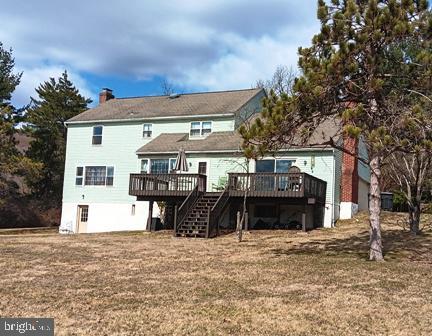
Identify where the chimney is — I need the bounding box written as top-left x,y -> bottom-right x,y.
99,88 -> 114,104
340,136 -> 359,219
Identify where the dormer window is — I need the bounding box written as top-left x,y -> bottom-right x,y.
92,126 -> 103,145
143,124 -> 152,138
190,121 -> 212,137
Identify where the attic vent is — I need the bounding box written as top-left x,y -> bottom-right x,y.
169,93 -> 181,99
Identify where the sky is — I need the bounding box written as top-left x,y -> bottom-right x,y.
0,1 -> 319,107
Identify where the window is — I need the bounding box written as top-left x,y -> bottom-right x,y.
92,126 -> 103,145
80,206 -> 89,222
256,160 -> 275,173
143,124 -> 152,138
190,121 -> 212,137
256,159 -> 294,173
75,167 -> 84,185
169,158 -> 177,172
142,158 -> 177,173
141,159 -> 149,173
106,166 -> 114,186
202,121 -> 212,136
83,166 -> 114,186
190,122 -> 201,137
255,159 -> 295,191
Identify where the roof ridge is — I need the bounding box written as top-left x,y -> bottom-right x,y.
115,88 -> 262,100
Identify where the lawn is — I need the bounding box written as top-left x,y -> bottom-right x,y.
1,212 -> 432,335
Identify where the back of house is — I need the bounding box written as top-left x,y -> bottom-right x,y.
60,88 -> 369,236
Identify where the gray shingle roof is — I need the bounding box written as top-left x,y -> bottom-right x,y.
136,119 -> 342,155
136,132 -> 242,154
67,88 -> 264,122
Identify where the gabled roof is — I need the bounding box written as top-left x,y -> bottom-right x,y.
136,132 -> 242,154
136,118 -> 342,155
67,88 -> 264,123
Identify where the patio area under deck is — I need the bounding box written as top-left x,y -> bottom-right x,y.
129,172 -> 327,235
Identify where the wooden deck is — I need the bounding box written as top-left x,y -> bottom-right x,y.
129,173 -> 207,197
129,172 -> 326,203
227,172 -> 327,203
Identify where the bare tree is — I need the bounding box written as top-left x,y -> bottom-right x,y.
254,65 -> 296,96
160,78 -> 175,96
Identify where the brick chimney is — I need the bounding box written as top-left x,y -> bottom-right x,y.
340,136 -> 359,219
99,88 -> 114,104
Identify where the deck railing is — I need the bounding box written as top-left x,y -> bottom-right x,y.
174,183 -> 203,235
129,173 -> 206,197
227,172 -> 326,203
206,184 -> 230,238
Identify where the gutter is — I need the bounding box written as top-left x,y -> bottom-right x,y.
64,113 -> 235,126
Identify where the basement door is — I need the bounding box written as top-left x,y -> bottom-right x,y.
77,205 -> 89,233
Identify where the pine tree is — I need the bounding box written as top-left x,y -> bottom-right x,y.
0,42 -> 22,201
26,71 -> 91,204
241,1 -> 431,260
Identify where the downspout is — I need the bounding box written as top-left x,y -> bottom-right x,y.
332,148 -> 336,227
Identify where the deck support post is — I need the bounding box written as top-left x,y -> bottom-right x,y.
301,212 -> 306,232
244,211 -> 249,231
236,211 -> 242,242
173,205 -> 178,236
147,200 -> 154,231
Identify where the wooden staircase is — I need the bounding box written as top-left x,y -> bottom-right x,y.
176,193 -> 220,238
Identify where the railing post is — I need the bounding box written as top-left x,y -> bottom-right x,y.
173,205 -> 178,236
206,206 -> 211,238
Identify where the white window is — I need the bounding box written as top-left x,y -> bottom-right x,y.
106,166 -> 114,186
82,166 -> 114,186
75,167 -> 84,186
141,159 -> 149,173
190,121 -> 212,137
143,124 -> 152,138
92,126 -> 103,145
141,158 -> 177,173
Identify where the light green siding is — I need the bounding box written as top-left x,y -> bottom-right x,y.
63,116 -> 236,204
333,148 -> 342,220
358,137 -> 370,182
268,150 -> 335,206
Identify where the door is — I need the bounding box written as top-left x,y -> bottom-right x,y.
198,162 -> 207,175
77,205 -> 89,233
198,161 -> 209,190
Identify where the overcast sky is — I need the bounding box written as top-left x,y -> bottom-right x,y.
1,1 -> 319,106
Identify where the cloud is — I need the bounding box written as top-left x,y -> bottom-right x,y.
12,66 -> 96,107
0,0 -> 319,103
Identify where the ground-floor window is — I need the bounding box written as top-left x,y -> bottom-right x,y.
256,159 -> 295,173
141,158 -> 177,174
75,166 -> 115,186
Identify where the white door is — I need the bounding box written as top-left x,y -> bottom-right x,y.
76,205 -> 89,233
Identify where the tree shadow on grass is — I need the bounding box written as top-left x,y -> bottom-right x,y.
270,229 -> 432,262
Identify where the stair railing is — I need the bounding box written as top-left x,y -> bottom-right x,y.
173,176 -> 205,235
206,185 -> 230,238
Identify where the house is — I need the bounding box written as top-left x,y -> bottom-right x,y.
60,88 -> 369,236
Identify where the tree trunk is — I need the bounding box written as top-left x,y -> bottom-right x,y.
408,201 -> 421,235
369,156 -> 384,261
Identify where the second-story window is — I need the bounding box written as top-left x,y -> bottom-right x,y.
190,121 -> 212,137
143,124 -> 152,138
92,126 -> 103,145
